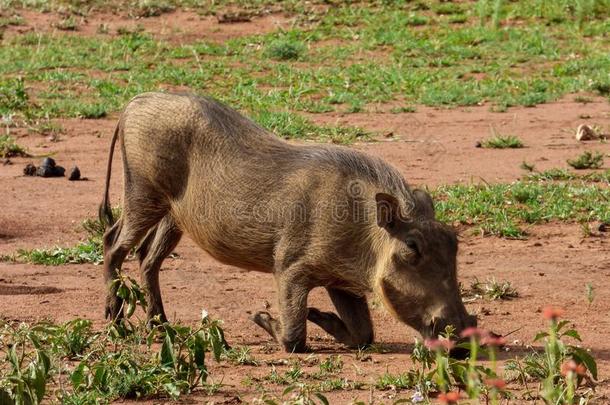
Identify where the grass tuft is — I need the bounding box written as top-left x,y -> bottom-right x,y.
17,239 -> 103,265
567,151 -> 604,170
0,77 -> 29,114
482,135 -> 524,149
467,277 -> 519,301
265,39 -> 306,61
0,134 -> 28,158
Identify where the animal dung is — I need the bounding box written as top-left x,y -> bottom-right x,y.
23,163 -> 37,176
68,166 -> 81,181
23,157 -> 66,178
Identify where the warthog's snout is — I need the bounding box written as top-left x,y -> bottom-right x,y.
424,313 -> 477,359
427,313 -> 478,339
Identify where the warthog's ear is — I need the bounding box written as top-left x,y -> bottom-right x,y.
413,189 -> 435,219
375,193 -> 401,230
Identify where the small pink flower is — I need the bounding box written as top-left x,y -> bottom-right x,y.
460,327 -> 489,339
438,391 -> 461,404
542,306 -> 565,321
424,338 -> 455,351
561,360 -> 587,377
484,378 -> 506,390
481,334 -> 506,347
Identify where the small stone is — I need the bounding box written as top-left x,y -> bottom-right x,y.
575,124 -> 598,141
41,157 -> 56,168
54,166 -> 65,176
68,166 -> 81,181
475,141 -> 482,148
36,165 -> 54,177
36,164 -> 65,177
23,163 -> 37,176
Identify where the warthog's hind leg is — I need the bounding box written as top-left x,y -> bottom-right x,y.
136,215 -> 183,327
307,288 -> 374,349
103,184 -> 169,323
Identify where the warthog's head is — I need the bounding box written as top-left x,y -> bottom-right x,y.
372,189 -> 476,342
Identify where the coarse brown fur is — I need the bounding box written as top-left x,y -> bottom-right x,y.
100,92 -> 475,352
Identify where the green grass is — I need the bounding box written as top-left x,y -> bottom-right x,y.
434,180 -> 610,238
0,301 -> 228,403
9,209 -> 124,265
223,346 -> 259,366
254,110 -> 369,143
0,77 -> 29,114
17,239 -> 103,265
526,168 -> 610,182
265,39 -> 306,61
482,135 -> 524,149
466,277 -> 519,301
567,151 -> 605,170
0,134 -> 28,158
55,16 -> 78,31
375,372 -> 416,390
0,0 -> 609,132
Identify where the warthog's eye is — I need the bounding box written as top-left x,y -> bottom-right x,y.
405,238 -> 421,259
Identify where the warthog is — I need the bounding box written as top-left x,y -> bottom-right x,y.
100,92 -> 476,352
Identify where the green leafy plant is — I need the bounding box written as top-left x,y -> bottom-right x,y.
81,206 -> 122,240
0,134 -> 28,158
265,39 -> 306,61
16,209 -> 123,266
318,355 -> 343,375
0,77 -> 28,114
521,161 -> 536,172
55,16 -> 78,31
0,322 -> 52,405
567,151 -> 604,170
466,277 -> 519,301
506,308 -> 596,404
223,345 -> 258,366
482,135 -> 524,149
46,319 -> 98,359
17,239 -> 103,265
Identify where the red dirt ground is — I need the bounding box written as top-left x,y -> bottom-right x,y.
1,8 -> 610,405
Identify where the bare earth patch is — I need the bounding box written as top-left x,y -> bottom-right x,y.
3,9 -> 293,44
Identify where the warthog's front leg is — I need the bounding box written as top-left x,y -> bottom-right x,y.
253,268 -> 312,353
308,288 -> 374,348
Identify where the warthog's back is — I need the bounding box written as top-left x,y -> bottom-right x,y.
118,92 -> 413,273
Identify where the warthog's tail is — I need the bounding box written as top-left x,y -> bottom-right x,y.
99,121 -> 121,228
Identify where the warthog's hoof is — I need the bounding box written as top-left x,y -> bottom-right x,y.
281,339 -> 309,354
104,296 -> 124,323
146,314 -> 168,330
448,345 -> 470,360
